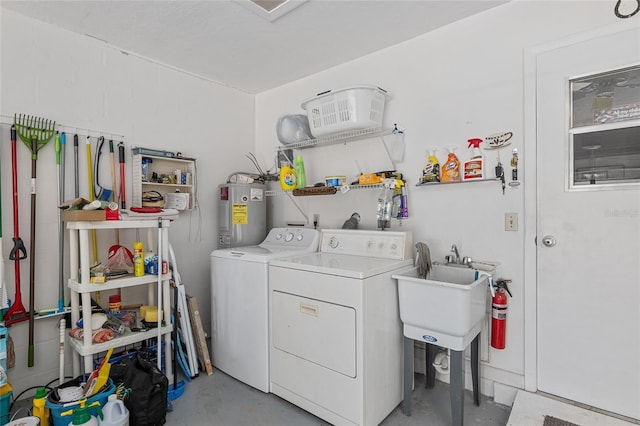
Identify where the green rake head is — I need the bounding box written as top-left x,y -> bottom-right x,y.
13,113 -> 56,157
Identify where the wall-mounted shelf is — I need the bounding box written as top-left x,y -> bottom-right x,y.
132,150 -> 196,210
271,126 -> 405,221
276,127 -> 394,151
416,178 -> 501,187
266,183 -> 387,197
276,127 -> 402,171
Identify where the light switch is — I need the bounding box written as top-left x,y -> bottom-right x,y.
505,212 -> 518,231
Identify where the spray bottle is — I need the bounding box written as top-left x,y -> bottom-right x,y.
420,148 -> 440,184
376,179 -> 395,230
61,399 -> 102,426
463,138 -> 484,180
441,147 -> 461,183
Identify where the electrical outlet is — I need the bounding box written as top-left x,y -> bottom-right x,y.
505,212 -> 518,231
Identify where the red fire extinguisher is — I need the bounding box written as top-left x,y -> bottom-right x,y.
491,279 -> 512,350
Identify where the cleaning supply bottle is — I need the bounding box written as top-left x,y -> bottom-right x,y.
376,180 -> 394,230
33,386 -> 50,426
279,160 -> 296,191
133,241 -> 144,277
421,148 -> 440,184
99,394 -> 129,426
62,399 -> 102,426
441,147 -> 461,182
463,138 -> 484,180
294,155 -> 306,188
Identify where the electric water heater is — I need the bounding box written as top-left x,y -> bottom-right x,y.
217,183 -> 267,248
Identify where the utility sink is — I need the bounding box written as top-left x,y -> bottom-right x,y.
392,265 -> 489,344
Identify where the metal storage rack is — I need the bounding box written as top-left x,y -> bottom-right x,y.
275,127 -> 399,169
67,219 -> 172,378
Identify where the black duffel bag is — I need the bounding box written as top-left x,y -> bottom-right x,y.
110,350 -> 168,426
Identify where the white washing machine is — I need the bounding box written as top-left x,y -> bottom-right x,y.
268,229 -> 413,426
210,227 -> 320,392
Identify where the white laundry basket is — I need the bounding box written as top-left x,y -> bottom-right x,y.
301,85 -> 390,137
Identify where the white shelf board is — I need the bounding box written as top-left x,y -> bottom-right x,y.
68,325 -> 173,357
66,219 -> 172,230
68,273 -> 171,293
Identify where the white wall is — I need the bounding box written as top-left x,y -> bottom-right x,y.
0,9 -> 254,394
255,0 -> 622,397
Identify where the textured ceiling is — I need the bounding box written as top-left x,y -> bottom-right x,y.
2,0 -> 509,94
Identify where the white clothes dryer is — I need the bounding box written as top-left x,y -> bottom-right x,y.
210,227 -> 320,392
268,229 -> 413,426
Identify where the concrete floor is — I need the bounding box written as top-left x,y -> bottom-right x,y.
166,369 -> 511,426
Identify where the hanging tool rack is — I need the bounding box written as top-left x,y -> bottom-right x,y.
0,114 -> 127,324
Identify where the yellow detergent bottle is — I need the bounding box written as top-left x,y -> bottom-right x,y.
279,161 -> 297,190
441,147 -> 461,182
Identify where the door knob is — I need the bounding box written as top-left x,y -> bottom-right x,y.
542,235 -> 557,247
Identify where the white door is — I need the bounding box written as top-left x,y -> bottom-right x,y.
537,27 -> 640,420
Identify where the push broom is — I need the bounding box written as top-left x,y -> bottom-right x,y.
13,114 -> 56,367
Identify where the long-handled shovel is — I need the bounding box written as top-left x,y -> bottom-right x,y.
14,114 -> 56,367
4,125 -> 29,326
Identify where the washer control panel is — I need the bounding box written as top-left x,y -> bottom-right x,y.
319,229 -> 412,260
260,227 -> 320,250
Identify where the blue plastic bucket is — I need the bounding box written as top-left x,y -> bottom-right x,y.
46,376 -> 115,426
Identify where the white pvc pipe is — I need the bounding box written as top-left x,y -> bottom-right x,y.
59,318 -> 66,384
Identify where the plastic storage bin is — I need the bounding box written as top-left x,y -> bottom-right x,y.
0,389 -> 11,425
301,85 -> 390,137
46,376 -> 115,426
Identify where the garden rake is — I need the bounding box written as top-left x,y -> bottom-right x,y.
13,113 -> 56,367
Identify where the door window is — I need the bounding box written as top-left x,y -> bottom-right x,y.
570,65 -> 640,188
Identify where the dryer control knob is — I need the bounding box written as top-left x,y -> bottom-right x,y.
275,233 -> 283,240
328,237 -> 339,248
285,233 -> 294,242
296,234 -> 304,241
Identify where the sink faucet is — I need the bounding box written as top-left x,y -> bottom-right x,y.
451,244 -> 461,264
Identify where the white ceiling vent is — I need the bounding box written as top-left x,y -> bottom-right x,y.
236,0 -> 309,22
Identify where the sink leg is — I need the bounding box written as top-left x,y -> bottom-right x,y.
450,349 -> 464,426
425,343 -> 437,388
471,332 -> 480,406
403,336 -> 414,416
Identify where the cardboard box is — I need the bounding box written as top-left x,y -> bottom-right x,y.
62,209 -> 106,222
